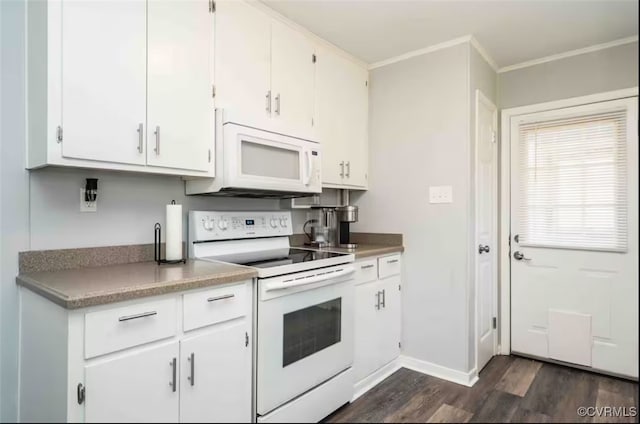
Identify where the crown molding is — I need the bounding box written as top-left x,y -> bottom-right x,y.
498,35 -> 639,74
469,36 -> 498,71
368,35 -> 473,70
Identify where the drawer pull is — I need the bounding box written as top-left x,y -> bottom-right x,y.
207,294 -> 235,303
170,357 -> 177,392
118,311 -> 157,322
361,264 -> 375,270
387,259 -> 399,264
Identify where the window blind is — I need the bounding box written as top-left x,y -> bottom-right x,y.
518,109 -> 628,252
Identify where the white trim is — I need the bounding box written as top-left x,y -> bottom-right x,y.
352,360 -> 402,402
253,0 -> 368,70
368,35 -> 472,70
474,90 -> 499,373
399,356 -> 479,387
498,35 -> 639,74
498,87 -> 639,356
470,36 -> 498,71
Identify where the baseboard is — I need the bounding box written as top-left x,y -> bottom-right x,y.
352,359 -> 402,401
399,355 -> 479,387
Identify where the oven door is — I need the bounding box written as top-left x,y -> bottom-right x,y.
257,265 -> 355,415
223,122 -> 321,194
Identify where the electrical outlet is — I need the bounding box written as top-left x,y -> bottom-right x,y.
429,185 -> 453,204
80,188 -> 97,212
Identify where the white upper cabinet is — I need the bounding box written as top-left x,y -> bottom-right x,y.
315,45 -> 369,189
270,20 -> 317,141
61,0 -> 147,166
147,0 -> 214,172
27,0 -> 214,177
215,0 -> 272,130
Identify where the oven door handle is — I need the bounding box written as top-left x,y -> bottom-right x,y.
264,265 -> 355,292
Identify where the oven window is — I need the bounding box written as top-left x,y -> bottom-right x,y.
241,140 -> 300,180
282,298 -> 341,367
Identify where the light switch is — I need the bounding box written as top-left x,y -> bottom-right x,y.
429,186 -> 453,204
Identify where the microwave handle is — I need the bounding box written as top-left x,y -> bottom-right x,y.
264,266 -> 355,292
303,150 -> 312,185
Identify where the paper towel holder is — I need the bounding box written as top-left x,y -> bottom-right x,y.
154,222 -> 186,265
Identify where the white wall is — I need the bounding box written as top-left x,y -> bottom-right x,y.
498,41 -> 639,109
352,43 -> 473,372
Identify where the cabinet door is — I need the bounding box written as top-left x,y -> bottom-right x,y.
215,0 -> 272,129
180,321 -> 251,423
315,46 -> 368,187
84,342 -> 179,423
353,281 -> 383,382
271,20 -> 316,141
377,276 -> 401,366
146,0 -> 214,172
61,0 -> 146,165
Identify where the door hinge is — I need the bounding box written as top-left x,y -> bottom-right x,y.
56,125 -> 63,143
398,284 -> 401,291
492,317 -> 497,329
311,117 -> 314,126
208,149 -> 211,163
212,85 -> 216,98
398,342 -> 402,349
365,80 -> 368,87
77,383 -> 85,405
245,332 -> 249,347
208,0 -> 216,13
312,53 -> 316,63
491,130 -> 496,144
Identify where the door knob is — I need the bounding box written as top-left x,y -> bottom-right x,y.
478,244 -> 490,254
513,251 -> 531,261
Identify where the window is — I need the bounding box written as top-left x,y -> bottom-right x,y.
518,109 -> 627,252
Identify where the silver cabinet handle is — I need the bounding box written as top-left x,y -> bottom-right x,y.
381,289 -> 386,308
478,244 -> 490,254
345,161 -> 351,178
207,294 -> 234,302
340,161 -> 345,178
169,357 -> 176,392
513,251 -> 531,261
118,311 -> 157,322
187,353 -> 195,386
275,93 -> 281,115
361,264 -> 375,270
137,123 -> 143,153
387,259 -> 399,264
266,90 -> 271,114
375,291 -> 381,310
154,126 -> 160,155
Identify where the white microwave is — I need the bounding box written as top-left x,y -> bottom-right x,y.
186,110 -> 322,197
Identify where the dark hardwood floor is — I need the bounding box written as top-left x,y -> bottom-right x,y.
325,356 -> 639,423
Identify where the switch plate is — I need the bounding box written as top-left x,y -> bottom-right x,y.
80,188 -> 97,212
429,185 -> 453,204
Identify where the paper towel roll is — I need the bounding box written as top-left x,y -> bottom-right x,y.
165,201 -> 183,261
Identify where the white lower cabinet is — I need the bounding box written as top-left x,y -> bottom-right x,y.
18,280 -> 252,423
353,255 -> 402,387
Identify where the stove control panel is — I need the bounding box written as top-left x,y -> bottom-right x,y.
189,210 -> 293,242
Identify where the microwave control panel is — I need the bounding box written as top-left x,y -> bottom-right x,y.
189,210 -> 292,241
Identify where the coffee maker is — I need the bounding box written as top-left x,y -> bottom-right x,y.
336,205 -> 358,249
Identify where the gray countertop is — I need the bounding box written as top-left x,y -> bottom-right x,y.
17,260 -> 258,310
292,243 -> 404,259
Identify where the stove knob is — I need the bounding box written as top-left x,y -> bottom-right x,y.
203,219 -> 213,231
218,219 -> 228,231
280,217 -> 287,227
270,218 -> 278,228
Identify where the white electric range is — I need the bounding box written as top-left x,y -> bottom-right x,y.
189,210 -> 356,423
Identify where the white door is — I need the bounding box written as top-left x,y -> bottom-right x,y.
475,91 -> 498,372
353,280 -> 381,381
270,20 -> 316,141
84,342 -> 179,423
215,0 -> 272,129
146,0 -> 213,172
315,46 -> 368,187
377,277 -> 401,367
510,97 -> 638,378
180,321 -> 251,423
61,0 -> 146,165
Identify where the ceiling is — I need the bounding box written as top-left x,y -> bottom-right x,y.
262,0 -> 639,68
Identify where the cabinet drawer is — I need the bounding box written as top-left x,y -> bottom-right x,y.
378,254 -> 402,279
355,259 -> 378,285
183,282 -> 248,332
84,298 -> 177,359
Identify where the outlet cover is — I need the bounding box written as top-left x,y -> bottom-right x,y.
429,185 -> 453,204
80,188 -> 97,212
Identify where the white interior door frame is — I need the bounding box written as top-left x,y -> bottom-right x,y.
474,89 -> 498,373
498,87 -> 639,354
